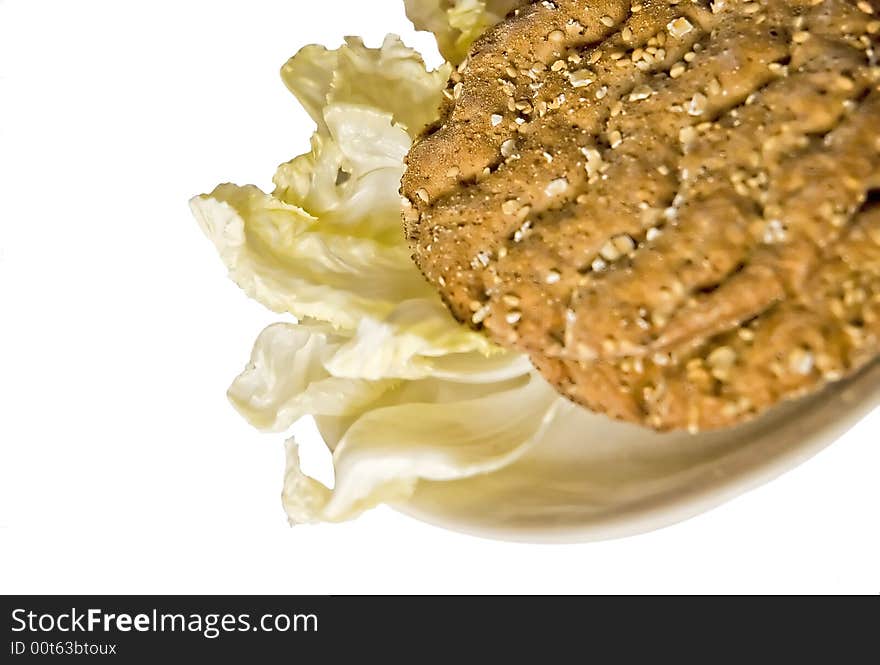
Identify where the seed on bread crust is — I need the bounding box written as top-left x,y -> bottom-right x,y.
402,0 -> 880,431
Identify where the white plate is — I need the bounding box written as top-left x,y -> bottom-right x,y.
397,362 -> 880,543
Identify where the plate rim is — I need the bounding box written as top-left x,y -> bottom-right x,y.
394,365 -> 880,544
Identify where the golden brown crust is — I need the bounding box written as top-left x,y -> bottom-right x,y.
402,0 -> 880,430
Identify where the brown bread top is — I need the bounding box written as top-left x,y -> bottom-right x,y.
402,0 -> 880,430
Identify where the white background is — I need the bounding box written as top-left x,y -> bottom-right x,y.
1,0 -> 878,594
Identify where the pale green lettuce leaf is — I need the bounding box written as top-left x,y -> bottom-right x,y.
283,372 -> 562,524
228,303 -> 518,433
274,35 -> 449,240
404,0 -> 524,63
326,299 -> 521,382
272,104 -> 412,240
190,183 -> 430,329
280,35 -> 451,137
226,306 -> 510,434
227,322 -> 396,432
